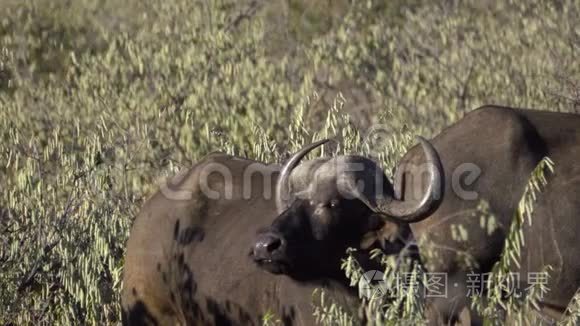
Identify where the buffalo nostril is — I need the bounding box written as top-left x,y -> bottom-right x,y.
253,232 -> 286,259
266,237 -> 282,253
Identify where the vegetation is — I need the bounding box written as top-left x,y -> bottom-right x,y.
321,157 -> 556,325
0,0 -> 578,324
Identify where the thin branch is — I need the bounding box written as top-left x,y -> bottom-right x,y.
224,1 -> 264,33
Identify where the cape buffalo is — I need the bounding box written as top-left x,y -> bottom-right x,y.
402,106 -> 580,324
122,105 -> 580,325
121,137 -> 440,325
253,106 -> 580,324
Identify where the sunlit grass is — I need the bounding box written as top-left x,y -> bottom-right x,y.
0,0 -> 578,324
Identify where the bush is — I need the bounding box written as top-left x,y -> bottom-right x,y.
0,0 -> 578,324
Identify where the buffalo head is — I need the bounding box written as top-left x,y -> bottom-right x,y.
251,138 -> 443,280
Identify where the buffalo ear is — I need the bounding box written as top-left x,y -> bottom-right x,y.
360,232 -> 378,250
360,219 -> 402,250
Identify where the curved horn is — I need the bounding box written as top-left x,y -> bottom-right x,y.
370,136 -> 443,223
275,139 -> 330,214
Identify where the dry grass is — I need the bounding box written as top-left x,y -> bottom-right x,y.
0,0 -> 578,324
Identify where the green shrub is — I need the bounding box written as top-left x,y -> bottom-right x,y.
0,0 -> 578,324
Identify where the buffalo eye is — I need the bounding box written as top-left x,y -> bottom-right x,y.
329,199 -> 340,209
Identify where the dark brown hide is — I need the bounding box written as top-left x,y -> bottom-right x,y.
121,155 -> 363,325
399,106 -> 580,323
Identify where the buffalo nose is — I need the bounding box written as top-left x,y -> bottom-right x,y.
265,237 -> 282,252
253,232 -> 286,259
